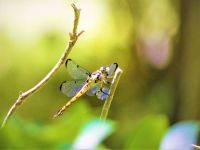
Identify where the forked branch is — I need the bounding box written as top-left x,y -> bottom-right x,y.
100,67 -> 123,120
1,4 -> 83,128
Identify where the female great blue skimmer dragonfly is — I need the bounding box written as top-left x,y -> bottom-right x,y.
53,59 -> 118,118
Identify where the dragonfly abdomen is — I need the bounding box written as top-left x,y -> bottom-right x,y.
53,83 -> 91,118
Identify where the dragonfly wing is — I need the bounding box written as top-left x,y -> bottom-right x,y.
60,80 -> 85,97
96,88 -> 109,100
86,83 -> 101,96
107,63 -> 118,78
65,59 -> 91,80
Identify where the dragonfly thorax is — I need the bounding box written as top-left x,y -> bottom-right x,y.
100,66 -> 108,72
89,69 -> 108,84
100,66 -> 110,76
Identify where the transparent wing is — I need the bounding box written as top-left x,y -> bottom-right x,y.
65,59 -> 91,80
96,88 -> 110,100
60,80 -> 85,97
86,83 -> 101,96
107,63 -> 118,78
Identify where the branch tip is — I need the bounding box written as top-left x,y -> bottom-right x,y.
77,30 -> 85,37
71,3 -> 80,13
71,3 -> 76,9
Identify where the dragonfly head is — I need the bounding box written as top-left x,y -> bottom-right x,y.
100,66 -> 109,76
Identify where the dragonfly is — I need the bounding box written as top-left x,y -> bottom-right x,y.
53,59 -> 118,118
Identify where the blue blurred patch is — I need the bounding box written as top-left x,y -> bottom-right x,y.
160,121 -> 199,150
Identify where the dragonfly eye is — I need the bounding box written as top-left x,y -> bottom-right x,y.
100,66 -> 106,72
106,67 -> 110,72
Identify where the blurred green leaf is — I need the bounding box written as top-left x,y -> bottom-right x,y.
0,101 -> 96,149
0,0 -> 199,148
125,115 -> 168,149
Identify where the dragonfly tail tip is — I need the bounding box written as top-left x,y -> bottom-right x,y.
53,114 -> 58,119
52,111 -> 60,119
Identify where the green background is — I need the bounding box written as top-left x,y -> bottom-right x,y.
0,0 -> 200,149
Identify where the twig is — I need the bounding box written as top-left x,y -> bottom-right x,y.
192,144 -> 200,150
100,67 -> 123,120
1,3 -> 83,128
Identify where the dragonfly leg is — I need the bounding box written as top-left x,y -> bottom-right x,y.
104,81 -> 111,85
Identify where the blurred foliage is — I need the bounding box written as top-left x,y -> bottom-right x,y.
125,115 -> 168,149
0,0 -> 200,149
0,101 -> 94,149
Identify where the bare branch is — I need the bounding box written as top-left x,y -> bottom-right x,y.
71,3 -> 81,36
1,3 -> 83,128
